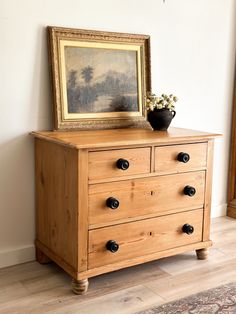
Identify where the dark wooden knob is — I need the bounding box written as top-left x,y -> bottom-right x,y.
106,197 -> 119,209
116,158 -> 129,170
178,152 -> 190,163
106,240 -> 119,253
182,224 -> 194,235
184,185 -> 196,197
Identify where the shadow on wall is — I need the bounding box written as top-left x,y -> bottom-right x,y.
0,135 -> 35,250
28,25 -> 53,130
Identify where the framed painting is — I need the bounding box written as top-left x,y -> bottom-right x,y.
48,26 -> 151,130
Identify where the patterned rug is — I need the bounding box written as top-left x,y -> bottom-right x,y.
136,282 -> 236,314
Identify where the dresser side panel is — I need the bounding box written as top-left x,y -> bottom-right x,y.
203,140 -> 214,241
35,139 -> 78,270
78,149 -> 89,272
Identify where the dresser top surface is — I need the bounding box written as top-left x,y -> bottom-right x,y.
31,127 -> 220,149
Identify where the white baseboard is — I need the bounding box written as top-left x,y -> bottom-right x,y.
0,245 -> 35,269
211,203 -> 227,218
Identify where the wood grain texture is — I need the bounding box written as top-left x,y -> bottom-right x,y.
88,209 -> 203,269
196,248 -> 209,260
71,278 -> 89,295
88,168 -> 206,185
0,216 -> 234,314
150,145 -> 155,172
155,142 -> 207,174
202,140 -> 214,241
35,247 -> 51,264
88,147 -> 150,180
227,205 -> 236,218
31,127 -> 220,149
227,74 -> 236,217
32,128 -> 217,292
77,149 -> 89,271
78,240 -> 212,280
89,171 -> 205,226
145,221 -> 236,302
35,239 -> 78,279
35,139 -> 78,272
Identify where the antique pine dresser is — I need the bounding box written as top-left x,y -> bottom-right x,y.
32,127 -> 218,294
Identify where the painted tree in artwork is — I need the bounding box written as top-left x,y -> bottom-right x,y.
81,66 -> 94,84
79,66 -> 97,110
67,69 -> 80,113
67,69 -> 77,89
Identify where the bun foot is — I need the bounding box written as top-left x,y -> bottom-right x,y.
72,278 -> 89,295
196,248 -> 209,260
36,247 -> 51,264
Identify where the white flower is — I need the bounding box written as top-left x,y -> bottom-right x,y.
145,92 -> 178,111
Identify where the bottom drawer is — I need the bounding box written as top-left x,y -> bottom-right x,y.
88,209 -> 203,269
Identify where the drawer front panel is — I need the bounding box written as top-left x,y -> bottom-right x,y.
89,171 -> 205,225
155,143 -> 207,174
88,148 -> 151,181
88,209 -> 203,269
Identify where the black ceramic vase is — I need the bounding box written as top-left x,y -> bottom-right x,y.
147,108 -> 176,131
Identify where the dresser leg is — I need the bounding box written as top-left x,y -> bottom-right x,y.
71,278 -> 89,295
36,247 -> 51,264
196,248 -> 209,260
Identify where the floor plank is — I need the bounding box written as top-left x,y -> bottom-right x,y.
46,285 -> 163,314
145,257 -> 236,301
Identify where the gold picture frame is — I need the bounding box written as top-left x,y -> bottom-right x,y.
48,26 -> 151,130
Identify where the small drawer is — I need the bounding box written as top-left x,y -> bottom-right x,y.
89,171 -> 205,226
88,147 -> 150,181
155,143 -> 207,174
88,209 -> 203,269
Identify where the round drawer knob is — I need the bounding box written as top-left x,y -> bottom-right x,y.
106,197 -> 119,209
116,158 -> 129,170
178,152 -> 190,163
106,240 -> 119,253
182,223 -> 194,235
184,185 -> 196,197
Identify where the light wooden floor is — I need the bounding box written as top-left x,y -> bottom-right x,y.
1,216 -> 236,314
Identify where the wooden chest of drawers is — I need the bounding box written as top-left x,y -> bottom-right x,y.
32,127 -> 218,294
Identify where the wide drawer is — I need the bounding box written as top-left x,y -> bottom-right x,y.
88,147 -> 151,181
155,143 -> 207,174
88,209 -> 203,269
89,171 -> 205,226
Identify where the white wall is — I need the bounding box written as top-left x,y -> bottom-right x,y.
0,0 -> 235,268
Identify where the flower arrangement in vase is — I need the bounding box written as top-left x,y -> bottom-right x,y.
146,93 -> 178,131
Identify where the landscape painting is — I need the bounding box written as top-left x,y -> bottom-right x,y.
64,46 -> 139,114
48,27 -> 150,129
